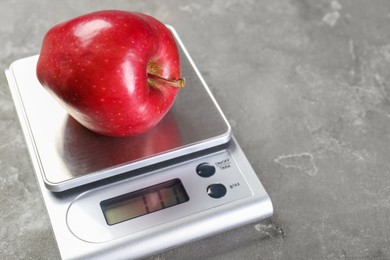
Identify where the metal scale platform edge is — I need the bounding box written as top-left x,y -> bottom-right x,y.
5,26 -> 273,259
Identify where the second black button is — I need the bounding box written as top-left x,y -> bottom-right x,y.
207,183 -> 227,198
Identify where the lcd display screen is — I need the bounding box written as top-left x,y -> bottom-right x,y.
100,179 -> 189,225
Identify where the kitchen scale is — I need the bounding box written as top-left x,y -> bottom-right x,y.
5,27 -> 273,259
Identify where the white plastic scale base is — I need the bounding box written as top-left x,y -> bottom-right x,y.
5,27 -> 273,260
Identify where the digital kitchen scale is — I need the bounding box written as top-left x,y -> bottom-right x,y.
5,27 -> 273,259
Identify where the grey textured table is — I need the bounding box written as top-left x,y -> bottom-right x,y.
1,1 -> 390,259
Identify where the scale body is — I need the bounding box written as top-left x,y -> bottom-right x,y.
5,27 -> 273,259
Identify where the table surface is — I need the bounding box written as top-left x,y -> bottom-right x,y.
1,1 -> 390,259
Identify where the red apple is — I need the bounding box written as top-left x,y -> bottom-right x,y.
36,10 -> 184,136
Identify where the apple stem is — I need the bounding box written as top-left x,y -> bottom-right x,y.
147,73 -> 185,89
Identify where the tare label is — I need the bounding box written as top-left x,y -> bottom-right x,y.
215,158 -> 231,170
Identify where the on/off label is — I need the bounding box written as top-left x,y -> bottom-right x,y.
215,158 -> 231,170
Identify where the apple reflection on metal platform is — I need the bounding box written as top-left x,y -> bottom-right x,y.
60,112 -> 182,177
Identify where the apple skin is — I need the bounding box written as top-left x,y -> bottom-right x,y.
36,10 -> 183,136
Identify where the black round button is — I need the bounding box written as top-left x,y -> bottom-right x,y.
207,183 -> 227,198
196,163 -> 216,178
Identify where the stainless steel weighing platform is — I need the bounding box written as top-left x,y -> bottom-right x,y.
5,27 -> 273,259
